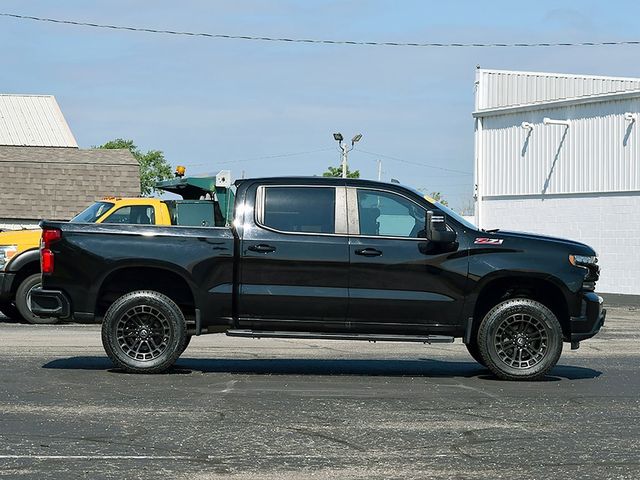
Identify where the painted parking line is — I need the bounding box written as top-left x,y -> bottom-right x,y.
0,455 -> 193,460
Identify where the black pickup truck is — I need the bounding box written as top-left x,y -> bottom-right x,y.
32,177 -> 605,380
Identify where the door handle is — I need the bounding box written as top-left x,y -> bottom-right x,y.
355,248 -> 382,257
248,244 -> 276,253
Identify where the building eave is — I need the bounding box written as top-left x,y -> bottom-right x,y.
473,89 -> 640,118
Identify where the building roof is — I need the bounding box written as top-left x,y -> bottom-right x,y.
0,95 -> 78,148
475,68 -> 640,112
0,146 -> 140,221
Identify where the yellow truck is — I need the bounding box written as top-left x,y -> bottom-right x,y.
0,170 -> 234,324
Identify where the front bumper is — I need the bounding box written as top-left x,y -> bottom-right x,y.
30,288 -> 71,319
570,291 -> 606,342
0,272 -> 15,301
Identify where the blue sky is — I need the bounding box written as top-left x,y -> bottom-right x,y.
2,1 -> 640,209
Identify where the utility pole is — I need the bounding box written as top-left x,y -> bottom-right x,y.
377,159 -> 382,181
333,133 -> 363,178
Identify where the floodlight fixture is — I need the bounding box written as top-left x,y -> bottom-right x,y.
351,133 -> 363,145
624,112 -> 638,122
333,133 -> 344,142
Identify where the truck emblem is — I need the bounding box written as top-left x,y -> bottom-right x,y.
474,238 -> 503,245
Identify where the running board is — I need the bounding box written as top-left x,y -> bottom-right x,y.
226,329 -> 454,344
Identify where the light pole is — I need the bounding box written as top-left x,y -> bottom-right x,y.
333,132 -> 363,178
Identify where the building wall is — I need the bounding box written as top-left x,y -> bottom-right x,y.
480,193 -> 640,295
478,97 -> 640,201
474,71 -> 640,296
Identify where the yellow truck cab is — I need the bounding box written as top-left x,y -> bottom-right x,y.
0,169 -> 233,324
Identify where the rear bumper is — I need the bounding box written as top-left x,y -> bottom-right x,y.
570,292 -> 606,342
30,288 -> 71,319
0,272 -> 15,301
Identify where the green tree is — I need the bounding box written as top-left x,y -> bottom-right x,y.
322,165 -> 360,178
428,191 -> 449,206
96,139 -> 173,196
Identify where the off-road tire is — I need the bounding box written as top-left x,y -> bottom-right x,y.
465,340 -> 487,367
16,273 -> 60,324
478,298 -> 563,381
181,335 -> 192,353
101,290 -> 187,374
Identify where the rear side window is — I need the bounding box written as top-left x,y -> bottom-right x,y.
102,205 -> 155,225
262,187 -> 335,234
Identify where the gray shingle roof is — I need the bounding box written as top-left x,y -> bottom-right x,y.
0,146 -> 140,221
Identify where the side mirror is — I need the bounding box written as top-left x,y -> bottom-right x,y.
426,210 -> 457,244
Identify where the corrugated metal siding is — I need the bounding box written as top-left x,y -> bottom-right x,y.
479,97 -> 640,197
0,95 -> 78,147
476,69 -> 640,110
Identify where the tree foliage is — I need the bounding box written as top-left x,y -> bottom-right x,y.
322,165 -> 360,178
96,139 -> 173,196
429,191 -> 449,206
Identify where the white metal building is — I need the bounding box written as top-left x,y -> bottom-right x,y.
473,69 -> 640,295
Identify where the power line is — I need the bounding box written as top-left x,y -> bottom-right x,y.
357,149 -> 472,175
2,12 -> 639,49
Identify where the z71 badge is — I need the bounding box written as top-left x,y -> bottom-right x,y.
474,238 -> 504,245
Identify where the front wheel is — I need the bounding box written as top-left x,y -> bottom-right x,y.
477,298 -> 563,381
101,290 -> 187,374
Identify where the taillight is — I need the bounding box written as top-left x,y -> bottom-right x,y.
41,228 -> 61,274
42,229 -> 61,247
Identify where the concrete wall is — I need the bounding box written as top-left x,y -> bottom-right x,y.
480,192 -> 640,295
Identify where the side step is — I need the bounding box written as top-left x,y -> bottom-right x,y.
226,329 -> 454,344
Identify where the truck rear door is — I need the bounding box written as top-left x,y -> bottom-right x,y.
238,181 -> 349,331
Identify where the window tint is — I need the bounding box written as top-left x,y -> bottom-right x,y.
70,201 -> 114,223
263,187 -> 335,234
102,205 -> 155,225
357,190 -> 425,238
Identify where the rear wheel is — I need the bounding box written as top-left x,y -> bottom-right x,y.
101,290 -> 187,374
15,273 -> 59,324
478,298 -> 563,381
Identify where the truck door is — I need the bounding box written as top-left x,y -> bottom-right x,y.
238,182 -> 349,331
347,186 -> 466,334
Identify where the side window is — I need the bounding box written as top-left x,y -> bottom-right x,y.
357,190 -> 425,238
262,187 -> 335,234
102,205 -> 155,225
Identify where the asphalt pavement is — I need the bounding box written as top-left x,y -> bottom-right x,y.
0,306 -> 639,479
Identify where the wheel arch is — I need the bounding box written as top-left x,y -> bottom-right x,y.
6,249 -> 40,294
471,272 -> 571,339
95,266 -> 197,321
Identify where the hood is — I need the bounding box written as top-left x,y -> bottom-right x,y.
492,230 -> 596,255
0,228 -> 42,252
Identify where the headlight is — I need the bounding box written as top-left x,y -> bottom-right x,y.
569,254 -> 598,267
0,245 -> 18,270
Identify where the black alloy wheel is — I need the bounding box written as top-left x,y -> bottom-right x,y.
102,290 -> 187,373
477,298 -> 563,381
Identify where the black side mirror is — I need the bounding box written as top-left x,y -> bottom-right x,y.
426,210 -> 457,244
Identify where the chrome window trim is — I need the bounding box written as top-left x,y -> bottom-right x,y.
255,184 -> 346,237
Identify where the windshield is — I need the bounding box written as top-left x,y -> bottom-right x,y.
70,201 -> 114,223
